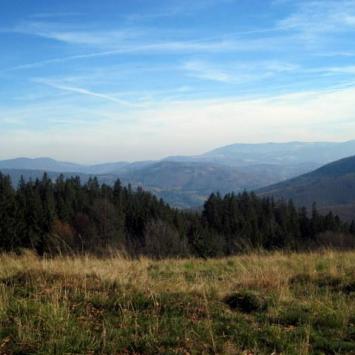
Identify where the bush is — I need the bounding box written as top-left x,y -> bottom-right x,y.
223,291 -> 268,313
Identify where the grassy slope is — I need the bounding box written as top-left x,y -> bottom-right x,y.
0,251 -> 354,354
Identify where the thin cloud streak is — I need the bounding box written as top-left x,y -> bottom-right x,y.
182,59 -> 300,83
34,79 -> 139,107
1,36 -> 283,74
2,0 -> 354,76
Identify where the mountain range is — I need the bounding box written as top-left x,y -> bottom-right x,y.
165,141 -> 355,166
1,140 -> 355,209
259,155 -> 355,221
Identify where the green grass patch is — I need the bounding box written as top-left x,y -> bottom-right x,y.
0,252 -> 354,354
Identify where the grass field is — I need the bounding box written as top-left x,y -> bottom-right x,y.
0,251 -> 354,354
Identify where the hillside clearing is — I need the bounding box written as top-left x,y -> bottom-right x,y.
0,251 -> 354,354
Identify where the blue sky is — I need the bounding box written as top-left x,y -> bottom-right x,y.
1,0 -> 355,163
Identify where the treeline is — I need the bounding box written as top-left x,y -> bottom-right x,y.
0,173 -> 354,257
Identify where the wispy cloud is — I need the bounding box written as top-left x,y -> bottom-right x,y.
315,51 -> 355,57
34,79 -> 138,107
315,66 -> 355,75
183,60 -> 233,82
11,20 -> 277,52
12,21 -> 143,47
1,34 -> 288,74
2,0 -> 354,75
124,0 -> 238,22
278,0 -> 355,35
182,60 -> 299,83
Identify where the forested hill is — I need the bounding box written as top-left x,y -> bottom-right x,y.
0,169 -> 101,186
259,155 -> 355,221
0,172 -> 354,257
0,163 -> 314,209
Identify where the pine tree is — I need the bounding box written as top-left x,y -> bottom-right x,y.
0,174 -> 17,250
350,221 -> 355,234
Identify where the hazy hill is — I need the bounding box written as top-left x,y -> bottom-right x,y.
2,141 -> 355,208
0,158 -> 155,175
3,140 -> 355,174
0,158 -> 85,173
259,155 -> 355,220
121,161 -> 267,192
167,140 -> 355,167
118,161 -> 329,208
119,161 -> 272,208
0,162 -> 294,209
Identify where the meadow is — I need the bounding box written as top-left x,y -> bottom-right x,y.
0,251 -> 354,354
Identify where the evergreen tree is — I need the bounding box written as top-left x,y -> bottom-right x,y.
0,174 -> 17,250
0,173 -> 352,256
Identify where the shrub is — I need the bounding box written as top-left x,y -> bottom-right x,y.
223,291 -> 268,313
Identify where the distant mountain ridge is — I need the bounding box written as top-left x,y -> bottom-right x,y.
166,140 -> 355,166
0,157 -> 129,174
2,140 -> 355,174
2,140 -> 355,208
0,157 -> 84,173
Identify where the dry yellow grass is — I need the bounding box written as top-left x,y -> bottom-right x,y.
1,249 -> 353,295
0,250 -> 354,354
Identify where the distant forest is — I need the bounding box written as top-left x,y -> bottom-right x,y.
0,173 -> 354,257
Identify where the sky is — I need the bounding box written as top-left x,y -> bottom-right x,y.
1,0 -> 355,163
